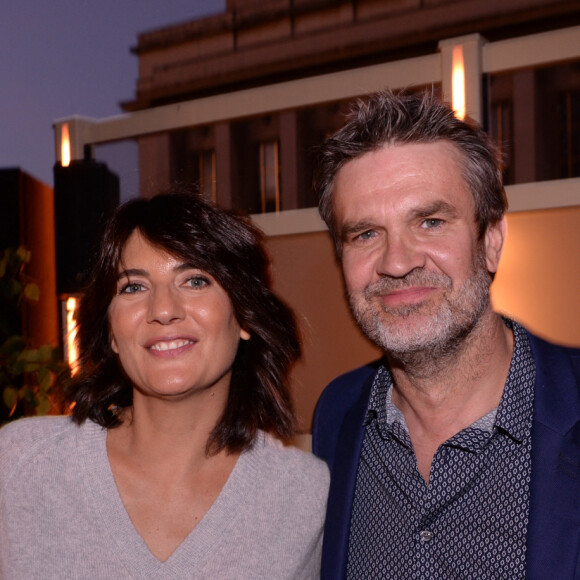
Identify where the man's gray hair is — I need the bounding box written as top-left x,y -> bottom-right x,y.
313,89 -> 507,254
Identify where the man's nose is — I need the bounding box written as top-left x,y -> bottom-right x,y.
376,233 -> 425,278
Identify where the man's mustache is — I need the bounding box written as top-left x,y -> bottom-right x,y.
364,269 -> 452,300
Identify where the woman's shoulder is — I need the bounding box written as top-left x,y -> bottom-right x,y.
0,414 -> 73,441
249,432 -> 330,490
0,416 -> 78,475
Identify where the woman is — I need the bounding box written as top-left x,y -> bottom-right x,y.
0,192 -> 329,579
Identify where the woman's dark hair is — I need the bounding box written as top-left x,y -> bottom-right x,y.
66,192 -> 300,454
314,89 -> 507,255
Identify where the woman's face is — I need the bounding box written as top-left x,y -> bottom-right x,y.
108,231 -> 249,402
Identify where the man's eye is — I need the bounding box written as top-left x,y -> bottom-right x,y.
422,218 -> 443,229
356,230 -> 377,241
119,282 -> 144,294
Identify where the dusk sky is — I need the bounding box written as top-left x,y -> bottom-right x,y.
1,0 -> 225,188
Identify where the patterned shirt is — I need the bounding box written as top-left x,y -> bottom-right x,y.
347,320 -> 536,579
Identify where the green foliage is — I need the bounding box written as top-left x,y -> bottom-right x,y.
0,247 -> 68,423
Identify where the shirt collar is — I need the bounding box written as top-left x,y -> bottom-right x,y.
363,317 -> 535,447
493,318 -> 535,443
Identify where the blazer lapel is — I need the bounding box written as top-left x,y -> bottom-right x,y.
321,374 -> 374,579
526,334 -> 580,579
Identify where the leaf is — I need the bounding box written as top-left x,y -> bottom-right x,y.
19,348 -> 41,363
37,367 -> 52,391
36,396 -> 51,416
23,283 -> 40,302
0,336 -> 26,357
15,247 -> 31,264
19,385 -> 35,406
23,362 -> 41,373
37,344 -> 53,362
3,386 -> 18,410
8,279 -> 22,299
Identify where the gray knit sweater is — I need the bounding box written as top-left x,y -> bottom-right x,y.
0,416 -> 329,579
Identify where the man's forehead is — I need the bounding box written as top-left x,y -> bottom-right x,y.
334,142 -> 470,200
339,140 -> 465,172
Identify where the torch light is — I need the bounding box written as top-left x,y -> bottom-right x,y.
60,124 -> 71,167
452,45 -> 466,120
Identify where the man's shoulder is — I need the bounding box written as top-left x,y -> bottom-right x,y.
526,329 -> 580,376
521,328 -> 580,436
317,359 -> 383,414
312,359 -> 383,461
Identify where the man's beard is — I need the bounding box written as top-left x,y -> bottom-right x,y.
348,248 -> 492,360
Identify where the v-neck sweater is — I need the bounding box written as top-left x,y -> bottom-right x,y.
0,416 -> 329,579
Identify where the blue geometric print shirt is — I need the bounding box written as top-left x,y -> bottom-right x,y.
347,319 -> 535,579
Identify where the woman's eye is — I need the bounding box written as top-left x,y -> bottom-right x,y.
119,282 -> 144,294
186,276 -> 210,289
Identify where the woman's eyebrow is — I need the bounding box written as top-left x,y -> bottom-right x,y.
116,268 -> 147,280
116,263 -> 203,279
174,262 -> 199,273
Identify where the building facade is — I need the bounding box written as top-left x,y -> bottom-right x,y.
122,0 -> 580,211
54,0 -> 580,432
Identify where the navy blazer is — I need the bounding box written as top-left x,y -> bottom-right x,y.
312,331 -> 580,579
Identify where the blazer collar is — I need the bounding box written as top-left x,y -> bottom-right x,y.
525,332 -> 580,579
321,371 -> 374,579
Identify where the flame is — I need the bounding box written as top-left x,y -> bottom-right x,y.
452,45 -> 466,120
61,124 -> 71,167
66,296 -> 79,375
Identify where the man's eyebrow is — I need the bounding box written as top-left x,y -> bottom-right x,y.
411,201 -> 459,219
340,220 -> 377,241
338,201 -> 461,240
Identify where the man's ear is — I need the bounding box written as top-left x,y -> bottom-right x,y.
484,217 -> 507,274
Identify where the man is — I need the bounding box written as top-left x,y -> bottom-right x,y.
311,89 -> 580,579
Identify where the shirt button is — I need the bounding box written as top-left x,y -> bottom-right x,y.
420,530 -> 433,542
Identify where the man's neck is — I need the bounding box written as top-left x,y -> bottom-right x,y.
387,312 -> 514,483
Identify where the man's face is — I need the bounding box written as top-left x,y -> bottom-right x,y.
333,141 -> 504,356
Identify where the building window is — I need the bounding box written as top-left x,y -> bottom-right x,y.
197,150 -> 216,202
489,100 -> 513,185
259,140 -> 280,213
487,60 -> 580,185
169,128 -> 216,200
562,90 -> 580,178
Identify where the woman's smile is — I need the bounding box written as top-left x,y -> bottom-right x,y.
108,231 -> 248,400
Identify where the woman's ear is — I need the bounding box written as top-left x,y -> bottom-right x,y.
240,328 -> 251,341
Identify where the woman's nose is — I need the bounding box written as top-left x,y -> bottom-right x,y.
146,286 -> 185,324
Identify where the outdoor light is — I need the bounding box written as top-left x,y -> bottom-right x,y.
64,296 -> 79,375
452,45 -> 466,120
60,124 -> 71,167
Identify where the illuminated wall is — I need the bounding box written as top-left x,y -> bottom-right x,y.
266,205 -> 580,432
492,206 -> 580,347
